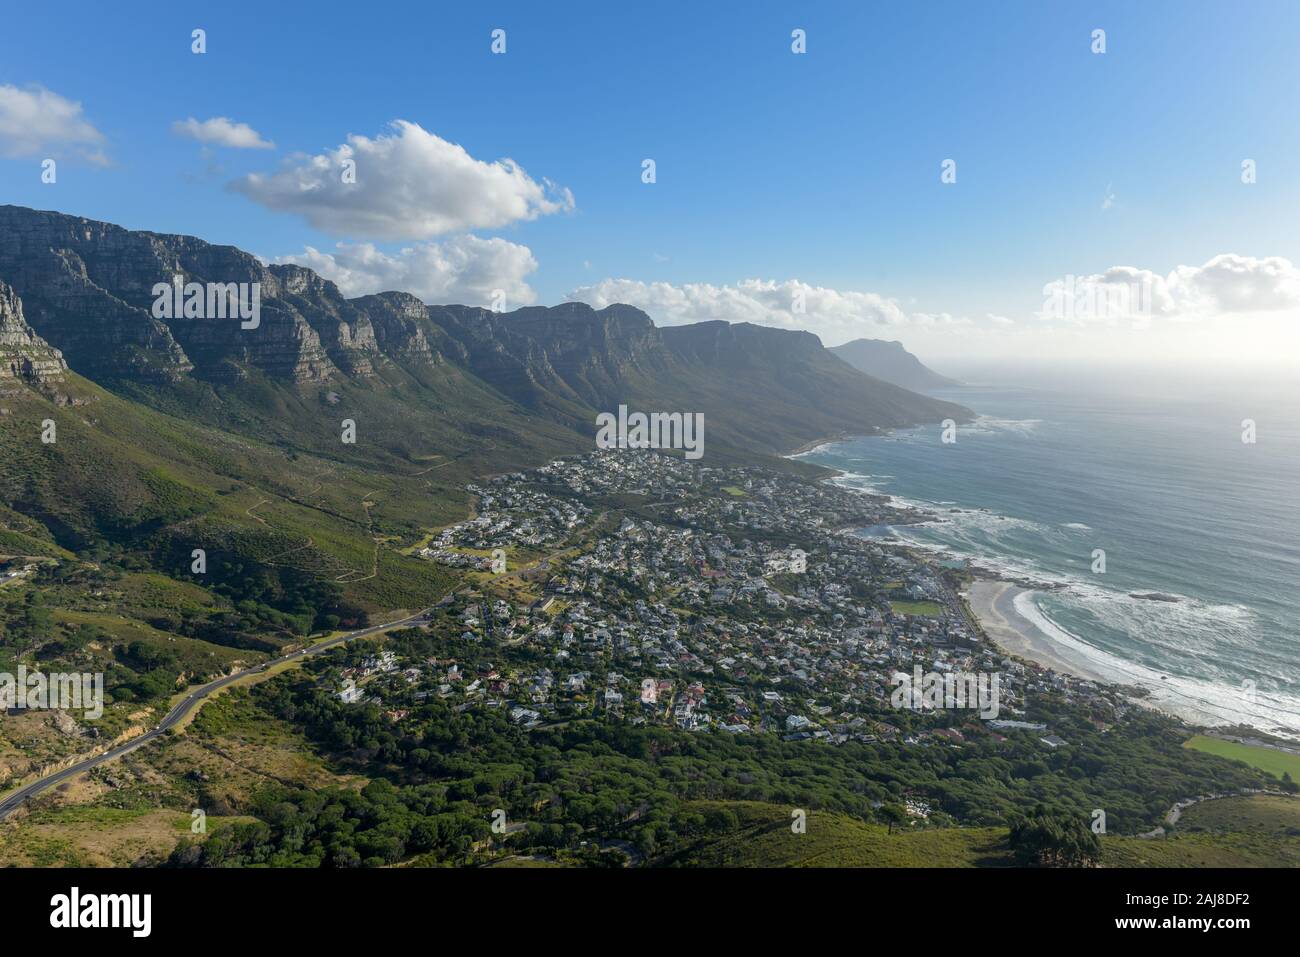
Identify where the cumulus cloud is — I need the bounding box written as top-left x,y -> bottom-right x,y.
0,84 -> 107,164
173,116 -> 274,149
565,278 -> 974,345
273,235 -> 539,307
232,120 -> 574,240
1038,255 -> 1300,324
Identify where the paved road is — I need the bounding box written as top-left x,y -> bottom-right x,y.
0,609 -> 433,821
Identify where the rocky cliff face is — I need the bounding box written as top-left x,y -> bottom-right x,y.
0,280 -> 67,388
351,291 -> 448,366
0,206 -> 381,384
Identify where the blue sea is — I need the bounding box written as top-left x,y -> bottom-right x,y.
799,362 -> 1300,739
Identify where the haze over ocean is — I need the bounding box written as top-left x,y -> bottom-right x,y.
802,362 -> 1300,739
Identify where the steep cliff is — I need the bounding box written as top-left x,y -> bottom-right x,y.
0,280 -> 67,388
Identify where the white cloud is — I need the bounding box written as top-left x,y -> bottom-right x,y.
1169,254 -> 1300,314
0,84 -> 107,164
173,116 -> 274,149
565,278 -> 975,346
1038,255 -> 1300,324
273,235 -> 538,307
232,120 -> 574,240
565,256 -> 1300,352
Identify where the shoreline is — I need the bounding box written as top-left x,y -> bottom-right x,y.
961,580 -> 1110,683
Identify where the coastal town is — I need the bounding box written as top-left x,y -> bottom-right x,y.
332,450 -> 1133,754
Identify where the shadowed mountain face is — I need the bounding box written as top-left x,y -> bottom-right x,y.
0,205 -> 968,467
830,338 -> 959,392
425,306 -> 969,456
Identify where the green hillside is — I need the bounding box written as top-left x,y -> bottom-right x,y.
662,801 -> 1014,867
660,797 -> 1300,868
0,371 -> 464,750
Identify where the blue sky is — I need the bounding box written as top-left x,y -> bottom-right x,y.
3,0 -> 1299,363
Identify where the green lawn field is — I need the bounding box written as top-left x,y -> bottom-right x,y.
1183,735 -> 1300,781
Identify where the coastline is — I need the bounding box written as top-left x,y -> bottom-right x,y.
795,432 -> 1115,687
800,420 -> 1297,745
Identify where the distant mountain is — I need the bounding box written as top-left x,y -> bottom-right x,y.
830,339 -> 959,392
428,304 -> 969,457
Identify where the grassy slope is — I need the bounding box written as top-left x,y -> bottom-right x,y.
663,801 -> 1013,867
660,797 -> 1300,868
0,373 -> 462,616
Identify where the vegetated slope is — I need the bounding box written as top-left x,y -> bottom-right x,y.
1102,794 -> 1300,867
431,304 -> 970,461
0,369 -> 459,616
660,801 -> 1014,867
0,205 -> 589,478
661,797 -> 1300,868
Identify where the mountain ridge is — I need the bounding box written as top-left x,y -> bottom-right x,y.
0,204 -> 968,466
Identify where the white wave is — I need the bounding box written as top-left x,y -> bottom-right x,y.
1017,591 -> 1300,739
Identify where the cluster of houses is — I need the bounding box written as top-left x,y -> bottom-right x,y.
340,451 -> 1128,750
424,484 -> 590,556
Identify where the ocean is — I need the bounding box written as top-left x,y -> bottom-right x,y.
799,362 -> 1300,740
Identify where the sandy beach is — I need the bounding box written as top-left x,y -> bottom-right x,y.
963,580 -> 1110,683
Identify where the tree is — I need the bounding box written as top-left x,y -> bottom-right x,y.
1008,807 -> 1102,867
879,803 -> 908,835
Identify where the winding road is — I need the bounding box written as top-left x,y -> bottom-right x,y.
0,608 -> 434,821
